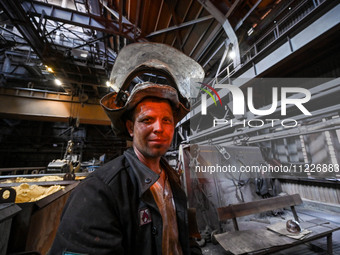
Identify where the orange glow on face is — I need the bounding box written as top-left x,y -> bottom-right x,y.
126,98 -> 175,160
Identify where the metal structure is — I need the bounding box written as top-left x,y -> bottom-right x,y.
0,0 -> 338,171
0,0 -> 339,182
0,0 -> 340,253
175,0 -> 340,245
2,0 -> 331,99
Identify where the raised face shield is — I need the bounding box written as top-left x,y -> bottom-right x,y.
101,43 -> 205,137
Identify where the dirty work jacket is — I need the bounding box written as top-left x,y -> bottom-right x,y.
49,148 -> 191,255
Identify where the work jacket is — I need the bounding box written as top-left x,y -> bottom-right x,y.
50,148 -> 192,255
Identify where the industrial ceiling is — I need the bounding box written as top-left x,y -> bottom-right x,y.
0,0 -> 295,99
0,0 -> 338,167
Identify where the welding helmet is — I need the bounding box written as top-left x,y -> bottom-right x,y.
100,43 -> 204,138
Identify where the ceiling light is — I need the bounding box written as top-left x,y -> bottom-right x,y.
45,65 -> 54,73
106,81 -> 111,87
55,79 -> 62,86
247,28 -> 254,36
229,51 -> 236,60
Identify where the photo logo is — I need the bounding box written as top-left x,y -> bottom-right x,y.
200,83 -> 312,116
198,83 -> 223,111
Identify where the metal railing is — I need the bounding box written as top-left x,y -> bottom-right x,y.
240,0 -> 326,66
194,0 -> 328,105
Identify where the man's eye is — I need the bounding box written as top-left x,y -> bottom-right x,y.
164,118 -> 173,124
141,118 -> 151,123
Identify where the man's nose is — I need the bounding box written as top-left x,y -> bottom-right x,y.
153,119 -> 164,132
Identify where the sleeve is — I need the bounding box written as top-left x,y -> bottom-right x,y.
49,176 -> 124,255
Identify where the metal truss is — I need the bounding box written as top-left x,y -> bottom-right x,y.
0,0 -> 149,97
21,0 -> 145,42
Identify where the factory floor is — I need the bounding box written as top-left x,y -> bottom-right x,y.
201,205 -> 340,255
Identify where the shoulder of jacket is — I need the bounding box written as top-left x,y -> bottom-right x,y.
89,154 -> 129,185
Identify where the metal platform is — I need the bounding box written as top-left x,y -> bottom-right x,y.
202,206 -> 340,255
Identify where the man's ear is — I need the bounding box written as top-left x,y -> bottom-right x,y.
126,120 -> 134,137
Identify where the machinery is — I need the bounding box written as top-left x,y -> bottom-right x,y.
47,140 -> 80,174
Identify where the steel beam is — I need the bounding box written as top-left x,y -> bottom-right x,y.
195,2 -> 340,113
170,0 -> 193,48
146,15 -> 213,38
0,72 -> 50,83
0,0 -> 47,58
173,0 -> 195,48
160,0 -> 178,44
102,0 -> 129,25
236,2 -> 340,79
0,87 -> 110,125
20,0 -> 145,41
192,24 -> 222,61
154,0 -> 164,32
0,26 -> 25,40
197,0 -> 241,68
188,19 -> 215,58
235,0 -> 262,31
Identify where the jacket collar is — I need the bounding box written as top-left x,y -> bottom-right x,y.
124,148 -> 186,204
124,148 -> 160,197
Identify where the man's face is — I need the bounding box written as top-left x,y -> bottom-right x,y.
126,98 -> 175,160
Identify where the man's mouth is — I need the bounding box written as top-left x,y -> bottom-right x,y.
149,139 -> 167,143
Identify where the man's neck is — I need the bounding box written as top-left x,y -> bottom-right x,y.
133,147 -> 162,174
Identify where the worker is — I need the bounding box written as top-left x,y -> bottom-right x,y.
49,81 -> 201,254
